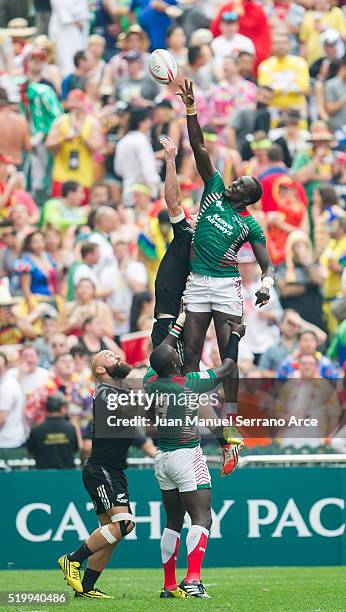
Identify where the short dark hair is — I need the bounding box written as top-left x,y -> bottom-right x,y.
74,50 -> 86,68
46,392 -> 67,413
267,144 -> 284,162
81,242 -> 98,259
150,344 -> 174,377
128,107 -> 152,132
188,46 -> 202,66
62,181 -> 80,197
247,177 -> 263,205
70,344 -> 89,358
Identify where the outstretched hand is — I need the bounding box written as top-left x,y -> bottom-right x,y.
160,135 -> 177,161
176,79 -> 195,107
255,286 -> 270,307
227,321 -> 246,337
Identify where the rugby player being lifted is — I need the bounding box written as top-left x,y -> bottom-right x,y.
177,79 -> 275,444
154,135 -> 243,473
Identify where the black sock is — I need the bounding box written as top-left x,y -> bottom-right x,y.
82,568 -> 102,592
224,332 -> 240,362
211,425 -> 227,448
67,543 -> 93,564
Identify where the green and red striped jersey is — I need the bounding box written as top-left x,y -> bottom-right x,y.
191,171 -> 266,277
143,366 -> 218,451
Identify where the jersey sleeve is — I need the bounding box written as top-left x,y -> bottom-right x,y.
246,215 -> 266,245
172,218 -> 193,248
143,366 -> 157,388
186,369 -> 219,393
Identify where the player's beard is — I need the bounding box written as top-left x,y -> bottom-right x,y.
105,362 -> 132,379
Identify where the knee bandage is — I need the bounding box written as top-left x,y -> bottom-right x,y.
111,512 -> 136,537
99,524 -> 117,544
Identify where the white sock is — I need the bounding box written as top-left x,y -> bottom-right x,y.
161,528 -> 180,563
186,525 -> 209,555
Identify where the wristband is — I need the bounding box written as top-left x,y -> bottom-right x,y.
186,105 -> 197,116
169,322 -> 183,339
261,276 -> 274,291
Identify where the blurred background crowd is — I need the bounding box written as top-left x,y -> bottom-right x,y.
0,0 -> 345,463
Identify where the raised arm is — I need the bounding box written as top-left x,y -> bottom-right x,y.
176,79 -> 216,182
161,311 -> 186,347
160,135 -> 182,219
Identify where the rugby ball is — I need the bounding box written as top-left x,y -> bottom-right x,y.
149,49 -> 177,85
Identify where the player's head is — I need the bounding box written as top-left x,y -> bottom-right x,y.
224,176 -> 263,210
92,350 -> 132,381
149,344 -> 180,377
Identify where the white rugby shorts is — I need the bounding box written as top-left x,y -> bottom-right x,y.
184,272 -> 243,316
154,445 -> 211,492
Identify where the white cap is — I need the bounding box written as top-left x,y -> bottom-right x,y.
320,29 -> 345,59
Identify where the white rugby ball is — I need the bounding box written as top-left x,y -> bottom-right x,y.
149,49 -> 177,85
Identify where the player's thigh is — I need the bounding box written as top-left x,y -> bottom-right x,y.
210,277 -> 243,319
167,446 -> 211,493
184,310 -> 212,371
213,310 -> 242,357
184,273 -> 212,312
161,488 -> 185,532
181,488 -> 212,529
98,512 -> 112,526
82,464 -> 129,516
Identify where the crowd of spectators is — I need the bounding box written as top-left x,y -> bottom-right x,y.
0,0 -> 345,460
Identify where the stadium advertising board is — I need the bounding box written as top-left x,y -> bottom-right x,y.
3,468 -> 345,569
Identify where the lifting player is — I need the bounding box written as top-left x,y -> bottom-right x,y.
58,350 -> 155,599
145,312 -> 246,598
